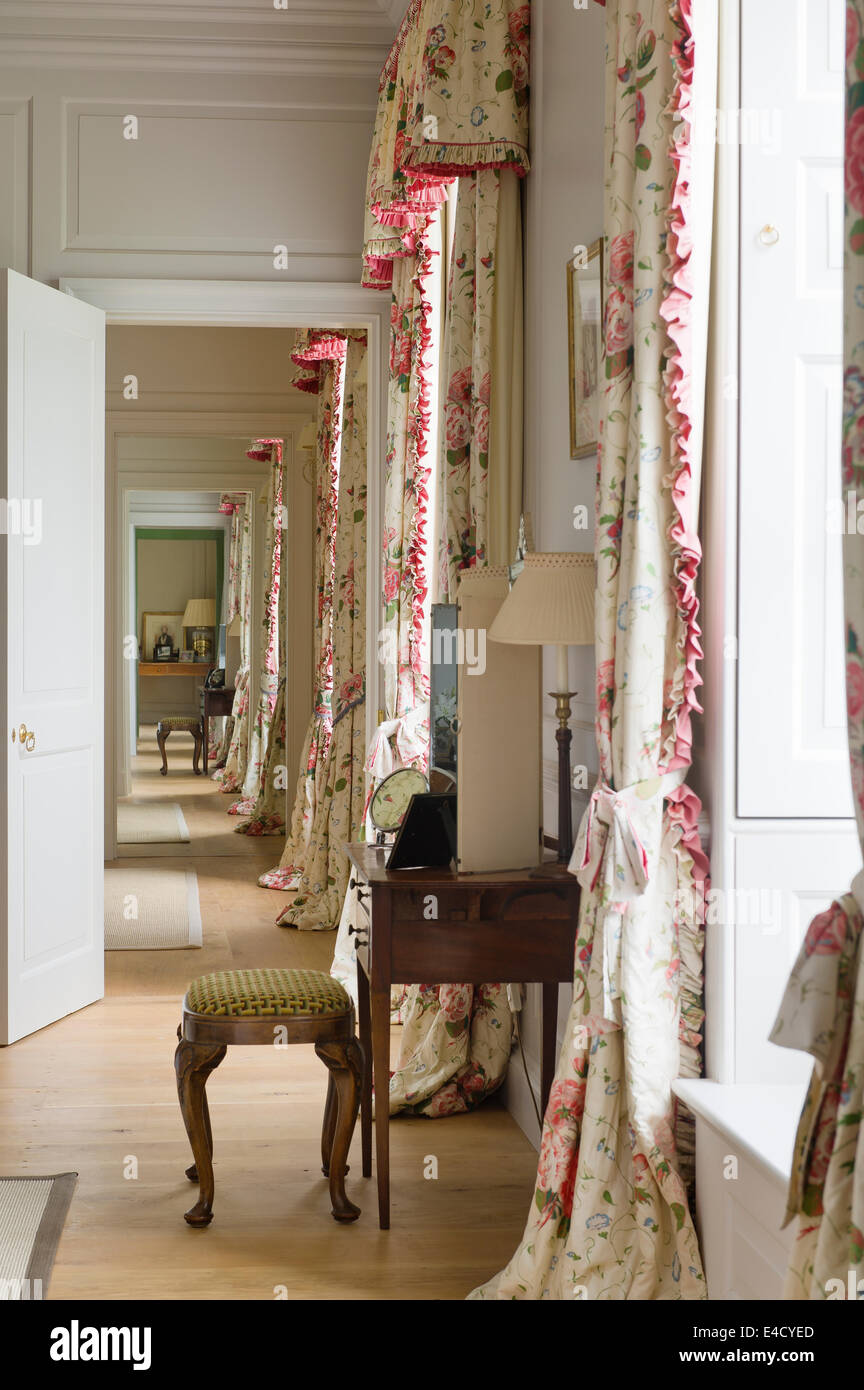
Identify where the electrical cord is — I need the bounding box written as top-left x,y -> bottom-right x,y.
513,1012 -> 543,1132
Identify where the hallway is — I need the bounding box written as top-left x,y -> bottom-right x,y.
0,733 -> 539,1300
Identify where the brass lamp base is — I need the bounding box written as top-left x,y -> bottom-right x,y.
548,688 -> 576,868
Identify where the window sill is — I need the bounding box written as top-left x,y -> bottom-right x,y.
672,1078 -> 808,1186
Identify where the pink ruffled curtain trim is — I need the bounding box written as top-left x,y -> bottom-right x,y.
658,0 -> 703,776
291,331 -> 349,369
404,232 -> 436,699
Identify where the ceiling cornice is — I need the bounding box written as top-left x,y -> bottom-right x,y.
0,34 -> 389,77
0,0 -> 405,75
0,1 -> 397,26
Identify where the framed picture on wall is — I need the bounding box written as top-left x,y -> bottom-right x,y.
567,238 -> 603,459
141,611 -> 183,661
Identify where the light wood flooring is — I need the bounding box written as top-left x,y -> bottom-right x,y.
0,729 -> 539,1300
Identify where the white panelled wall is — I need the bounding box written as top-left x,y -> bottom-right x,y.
0,1 -> 407,285
503,0 -> 605,1144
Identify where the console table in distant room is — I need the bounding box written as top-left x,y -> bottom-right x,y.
136,662 -> 214,739
199,684 -> 236,773
345,841 -> 581,1229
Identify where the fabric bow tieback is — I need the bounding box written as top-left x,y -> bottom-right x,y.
570,780 -> 661,901
364,702 -> 429,781
569,773 -> 685,1025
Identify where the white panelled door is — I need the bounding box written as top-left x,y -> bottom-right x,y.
738,0 -> 851,817
1,269 -> 105,1044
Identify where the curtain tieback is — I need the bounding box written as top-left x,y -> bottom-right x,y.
570,771 -> 687,1026
570,770 -> 687,901
364,702 -> 429,780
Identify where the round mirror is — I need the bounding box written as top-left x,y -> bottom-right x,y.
370,768 -> 428,832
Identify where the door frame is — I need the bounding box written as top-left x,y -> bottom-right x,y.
61,278 -> 390,861
112,440 -> 279,858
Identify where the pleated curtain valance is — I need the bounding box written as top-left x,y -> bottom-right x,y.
289,329 -> 351,393
362,0 -> 531,290
219,492 -> 247,514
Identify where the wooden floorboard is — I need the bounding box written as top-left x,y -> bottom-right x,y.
0,731 -> 539,1300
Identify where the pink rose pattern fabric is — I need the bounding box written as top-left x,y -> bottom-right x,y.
236,677 -> 288,837
361,0 -> 532,290
404,0 -> 531,182
230,441 -> 284,816
438,170 -> 499,599
273,337 -> 369,930
769,1 -> 864,1299
235,442 -> 287,837
381,246 -> 435,731
389,981 -> 513,1118
471,0 -> 708,1300
259,349 -> 345,899
211,498 -> 252,794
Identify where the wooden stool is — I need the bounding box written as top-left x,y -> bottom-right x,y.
174,968 -> 363,1227
156,716 -> 203,776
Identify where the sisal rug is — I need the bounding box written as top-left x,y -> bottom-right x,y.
117,800 -> 190,844
105,866 -> 202,950
0,1173 -> 77,1300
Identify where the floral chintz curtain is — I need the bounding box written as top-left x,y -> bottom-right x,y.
258,333 -> 349,920
345,0 -> 533,1119
233,440 -> 287,835
438,165 -> 524,597
274,336 -> 369,930
768,0 -> 864,1299
472,0 -> 709,1299
212,494 -> 252,793
229,440 -> 284,818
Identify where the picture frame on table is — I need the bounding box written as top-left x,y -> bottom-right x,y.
179,648 -> 195,663
142,611 -> 183,662
567,237 -> 603,459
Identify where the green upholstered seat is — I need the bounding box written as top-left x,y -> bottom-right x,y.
186,968 -> 352,1019
158,716 -> 201,731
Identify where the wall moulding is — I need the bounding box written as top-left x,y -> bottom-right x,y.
0,98 -> 31,277
62,100 -> 373,260
0,0 -> 402,75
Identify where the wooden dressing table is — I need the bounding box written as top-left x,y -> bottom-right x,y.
345,842 -> 581,1229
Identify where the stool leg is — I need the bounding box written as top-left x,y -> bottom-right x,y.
320,1073 -> 337,1177
192,726 -> 202,775
174,1038 -> 226,1226
157,726 -> 169,776
184,1085 -> 214,1184
315,1037 -> 362,1223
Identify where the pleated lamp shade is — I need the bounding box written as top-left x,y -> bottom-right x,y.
182,598 -> 217,630
488,552 -> 595,647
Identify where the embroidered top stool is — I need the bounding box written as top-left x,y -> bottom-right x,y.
156,716 -> 204,776
174,967 -> 364,1226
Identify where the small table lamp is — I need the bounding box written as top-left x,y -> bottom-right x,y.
182,598 -> 217,663
488,552 -> 594,872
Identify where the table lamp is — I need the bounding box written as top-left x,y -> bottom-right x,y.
182,598 -> 217,663
488,551 -> 594,872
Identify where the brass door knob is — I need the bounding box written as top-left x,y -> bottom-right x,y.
25,732 -> 35,752
16,724 -> 35,750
